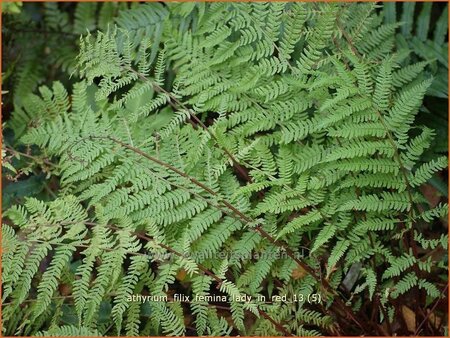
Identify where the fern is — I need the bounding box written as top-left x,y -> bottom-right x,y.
2,2 -> 448,336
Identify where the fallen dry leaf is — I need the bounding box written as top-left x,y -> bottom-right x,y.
59,283 -> 72,296
402,305 -> 416,333
176,268 -> 187,281
292,266 -> 308,280
420,184 -> 441,208
428,311 -> 442,329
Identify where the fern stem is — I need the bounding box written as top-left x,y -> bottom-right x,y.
106,140 -> 369,333
113,149 -> 242,221
414,283 -> 448,335
337,18 -> 430,327
125,66 -> 254,183
101,135 -> 370,334
336,10 -> 425,231
4,146 -> 56,167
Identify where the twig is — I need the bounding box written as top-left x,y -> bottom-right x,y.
4,146 -> 56,167
414,284 -> 448,336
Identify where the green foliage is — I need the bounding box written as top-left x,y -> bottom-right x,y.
2,2 -> 448,336
2,2 -> 22,15
385,2 -> 449,177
